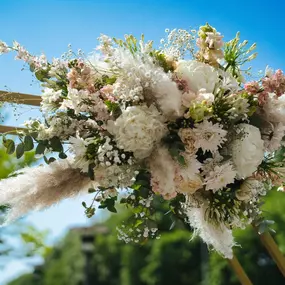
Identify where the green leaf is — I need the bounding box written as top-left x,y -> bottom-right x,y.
88,163 -> 95,181
16,143 -> 25,159
36,143 -> 46,155
169,220 -> 176,231
48,157 -> 56,164
49,136 -> 63,152
107,204 -> 117,213
35,68 -> 50,82
59,152 -> 67,159
24,135 -> 34,151
120,198 -> 127,204
88,188 -> 96,193
134,219 -> 143,228
82,202 -> 87,208
4,139 -> 15,154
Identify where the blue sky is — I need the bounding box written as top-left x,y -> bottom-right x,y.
0,0 -> 285,283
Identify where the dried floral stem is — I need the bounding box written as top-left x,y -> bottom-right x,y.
227,255 -> 253,285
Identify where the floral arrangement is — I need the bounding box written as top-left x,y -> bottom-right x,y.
1,23 -> 285,258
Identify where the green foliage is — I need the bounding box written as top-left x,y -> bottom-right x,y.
149,51 -> 174,73
41,233 -> 85,285
223,32 -> 257,82
162,130 -> 186,166
7,274 -> 37,285
141,231 -> 202,285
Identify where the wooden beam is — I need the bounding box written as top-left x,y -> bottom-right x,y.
0,91 -> 41,106
227,255 -> 253,285
255,228 -> 285,277
0,125 -> 26,134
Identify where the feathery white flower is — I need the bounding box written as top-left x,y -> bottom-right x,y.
183,205 -> 235,258
0,159 -> 94,223
149,147 -> 177,199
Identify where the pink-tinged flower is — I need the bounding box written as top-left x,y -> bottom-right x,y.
244,81 -> 260,95
205,32 -> 224,49
257,91 -> 268,106
100,85 -> 116,102
262,69 -> 285,97
67,60 -> 96,93
174,77 -> 190,94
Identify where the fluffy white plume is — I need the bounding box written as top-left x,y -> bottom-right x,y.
0,159 -> 94,223
184,205 -> 235,259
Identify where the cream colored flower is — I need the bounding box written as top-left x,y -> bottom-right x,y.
175,60 -> 219,94
231,124 -> 264,178
107,105 -> 167,159
178,128 -> 197,155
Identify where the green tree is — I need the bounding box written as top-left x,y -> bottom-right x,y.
8,191 -> 285,285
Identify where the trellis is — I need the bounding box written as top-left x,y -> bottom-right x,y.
0,90 -> 285,284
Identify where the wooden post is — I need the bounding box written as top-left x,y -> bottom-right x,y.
0,125 -> 26,134
0,91 -> 41,106
227,255 -> 253,285
256,230 -> 285,278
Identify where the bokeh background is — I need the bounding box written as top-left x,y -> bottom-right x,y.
1,0 -> 285,284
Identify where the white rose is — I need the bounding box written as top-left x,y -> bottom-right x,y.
107,105 -> 167,159
231,124 -> 264,178
175,60 -> 219,93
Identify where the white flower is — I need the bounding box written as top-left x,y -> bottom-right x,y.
230,96 -> 250,116
265,65 -> 274,77
110,47 -> 182,119
204,161 -> 236,192
94,164 -> 136,188
175,60 -> 219,93
263,93 -> 285,123
218,70 -> 239,92
178,128 -> 197,155
41,88 -> 62,114
193,120 -> 227,154
0,41 -> 10,54
149,147 -> 177,199
195,88 -> 215,105
151,71 -> 183,119
264,123 -> 285,152
183,205 -> 235,258
175,156 -> 203,194
69,136 -> 89,172
107,105 -> 167,159
231,124 -> 264,178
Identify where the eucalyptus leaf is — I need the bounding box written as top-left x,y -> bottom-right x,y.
36,143 -> 46,155
24,135 -> 34,151
5,139 -> 15,155
16,143 -> 25,159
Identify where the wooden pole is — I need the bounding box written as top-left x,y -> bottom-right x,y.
227,255 -> 253,285
0,125 -> 26,134
256,229 -> 285,278
0,91 -> 41,106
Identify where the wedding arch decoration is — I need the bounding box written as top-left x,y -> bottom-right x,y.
0,24 -> 285,280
